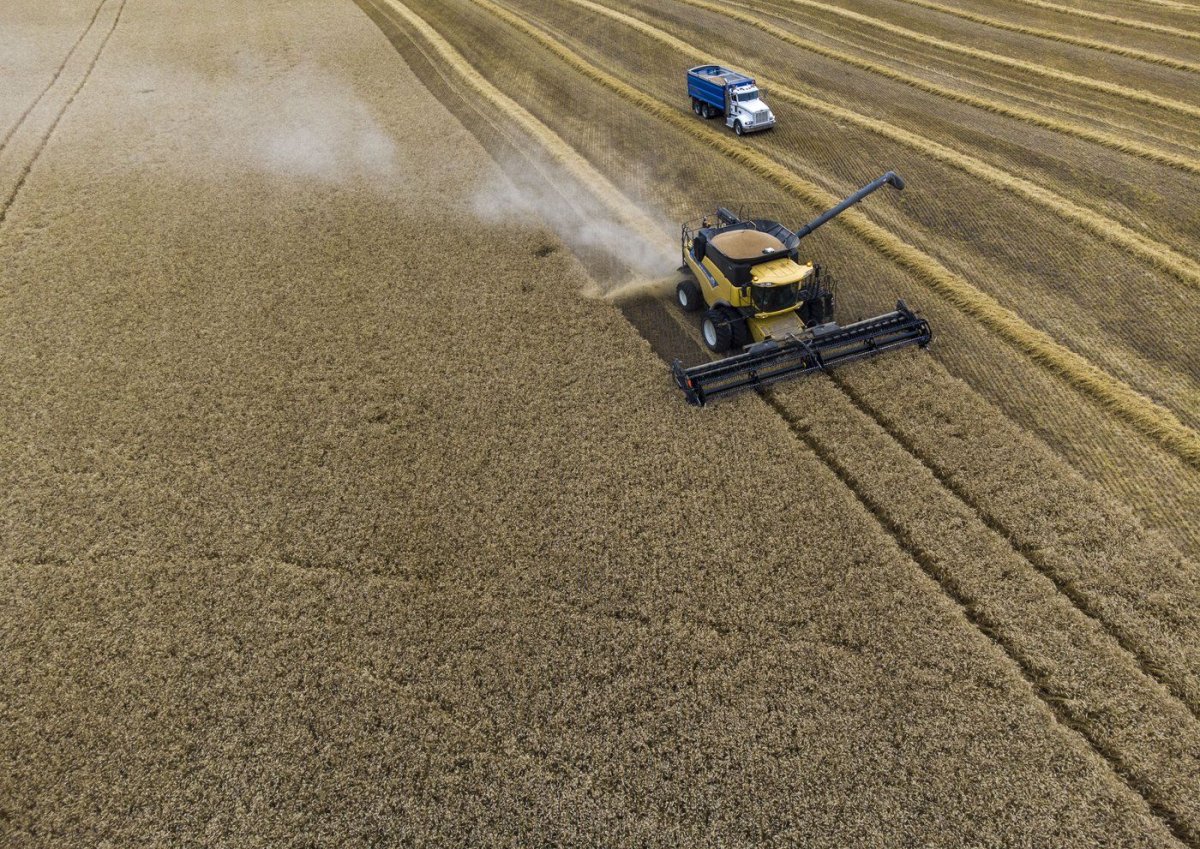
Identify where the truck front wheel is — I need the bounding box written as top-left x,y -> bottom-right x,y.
734,121 -> 745,136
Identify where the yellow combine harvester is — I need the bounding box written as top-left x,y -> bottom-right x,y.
672,171 -> 931,405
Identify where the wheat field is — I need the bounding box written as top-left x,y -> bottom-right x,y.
2,0 -> 1199,845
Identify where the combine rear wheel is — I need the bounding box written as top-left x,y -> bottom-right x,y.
676,279 -> 703,312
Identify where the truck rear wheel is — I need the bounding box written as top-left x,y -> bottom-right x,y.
701,308 -> 733,353
691,97 -> 702,115
701,103 -> 715,119
676,279 -> 703,312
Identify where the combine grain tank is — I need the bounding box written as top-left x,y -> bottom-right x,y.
672,171 -> 931,405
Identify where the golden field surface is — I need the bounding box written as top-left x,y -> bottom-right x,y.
2,0 -> 1199,845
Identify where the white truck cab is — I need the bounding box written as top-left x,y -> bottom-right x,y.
725,84 -> 775,135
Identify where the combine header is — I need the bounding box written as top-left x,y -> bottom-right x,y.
672,171 -> 931,406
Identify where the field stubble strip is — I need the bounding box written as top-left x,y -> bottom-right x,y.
0,0 -> 128,228
0,0 -> 112,153
767,0 -> 1200,121
472,0 -> 1200,469
669,0 -> 1200,176
1008,0 -> 1200,41
564,0 -> 1200,289
894,0 -> 1200,73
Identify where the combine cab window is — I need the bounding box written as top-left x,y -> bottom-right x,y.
752,283 -> 798,313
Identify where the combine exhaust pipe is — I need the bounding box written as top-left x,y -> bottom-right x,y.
672,301 -> 930,406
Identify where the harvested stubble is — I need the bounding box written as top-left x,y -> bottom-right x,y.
0,0 -> 1190,845
892,0 -> 1200,73
564,0 -> 1200,291
769,0 -> 1200,122
455,0 -> 1200,468
418,0 -> 1200,557
670,0 -> 1200,175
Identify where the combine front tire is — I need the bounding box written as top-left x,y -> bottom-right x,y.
676,279 -> 703,312
701,307 -> 735,352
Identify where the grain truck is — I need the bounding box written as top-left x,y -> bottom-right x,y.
687,64 -> 776,135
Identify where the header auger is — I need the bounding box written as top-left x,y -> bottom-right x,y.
671,171 -> 931,406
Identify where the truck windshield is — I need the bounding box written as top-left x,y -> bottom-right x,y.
736,88 -> 760,102
752,283 -> 798,313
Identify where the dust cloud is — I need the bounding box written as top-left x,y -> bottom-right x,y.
470,153 -> 678,297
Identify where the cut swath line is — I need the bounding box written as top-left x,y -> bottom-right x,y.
364,0 -> 673,268
672,0 -> 1200,177
771,0 -> 1200,121
0,0 -> 129,228
1009,0 -> 1200,42
460,0 -> 1200,469
0,0 -> 111,153
895,0 -> 1200,74
564,0 -> 1200,290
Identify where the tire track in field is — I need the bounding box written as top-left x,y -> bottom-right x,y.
761,387 -> 1200,849
767,0 -> 1200,121
671,0 -> 1200,176
895,0 -> 1200,74
0,0 -> 112,153
639,294 -> 1200,845
1008,0 -> 1200,42
359,5 -> 1200,839
474,0 -> 1200,469
0,0 -> 128,228
563,0 -> 1200,290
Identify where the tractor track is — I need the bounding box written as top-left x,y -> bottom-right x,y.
0,0 -> 112,154
354,3 -> 1200,841
0,0 -> 128,228
892,0 -> 1200,73
669,0 -> 1200,177
761,387 -> 1200,849
472,0 -> 1200,469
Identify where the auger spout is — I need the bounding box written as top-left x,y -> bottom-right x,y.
793,171 -> 905,242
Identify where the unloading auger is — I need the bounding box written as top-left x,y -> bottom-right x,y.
671,171 -> 931,406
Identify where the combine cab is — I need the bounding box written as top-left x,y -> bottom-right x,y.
672,171 -> 931,406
